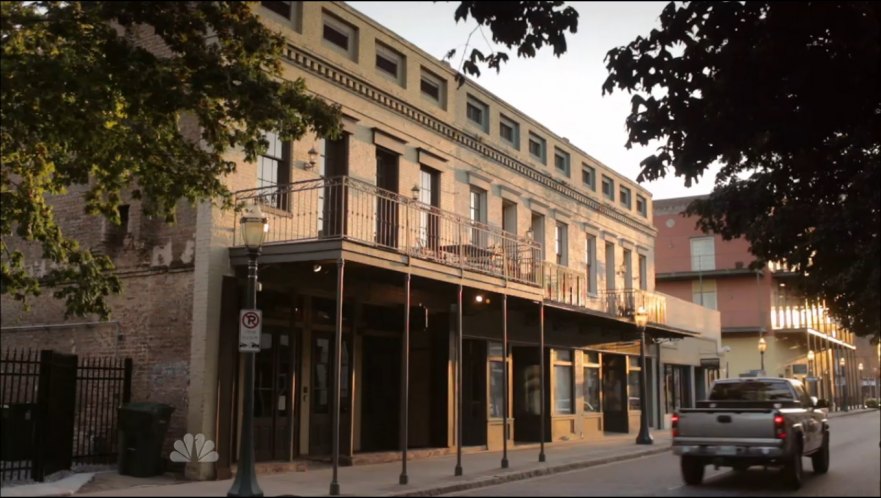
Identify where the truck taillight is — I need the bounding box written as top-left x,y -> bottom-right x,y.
774,413 -> 786,439
671,412 -> 680,437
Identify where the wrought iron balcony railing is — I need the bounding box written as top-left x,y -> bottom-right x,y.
600,289 -> 668,325
233,176 -> 542,286
542,261 -> 589,308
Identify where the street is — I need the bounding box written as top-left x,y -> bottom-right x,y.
449,411 -> 880,496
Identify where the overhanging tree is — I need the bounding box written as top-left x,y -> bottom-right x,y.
602,1 -> 880,338
1,2 -> 341,318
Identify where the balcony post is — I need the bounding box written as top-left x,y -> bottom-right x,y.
454,284 -> 463,476
538,301 -> 546,463
399,272 -> 411,485
501,294 -> 509,469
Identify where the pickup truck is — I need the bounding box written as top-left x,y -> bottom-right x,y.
671,377 -> 830,489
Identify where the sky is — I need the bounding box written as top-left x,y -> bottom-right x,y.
347,1 -> 721,201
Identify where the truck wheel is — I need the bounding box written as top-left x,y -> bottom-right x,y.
681,456 -> 705,485
811,432 -> 830,474
783,440 -> 804,490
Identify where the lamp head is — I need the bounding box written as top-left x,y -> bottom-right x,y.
306,146 -> 319,169
839,357 -> 846,367
858,362 -> 863,371
634,306 -> 648,329
240,204 -> 268,251
757,336 -> 767,353
411,184 -> 420,201
807,350 -> 815,361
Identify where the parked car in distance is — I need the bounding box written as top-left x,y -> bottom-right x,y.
671,377 -> 829,490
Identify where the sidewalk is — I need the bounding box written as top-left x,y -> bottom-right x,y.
4,408 -> 874,497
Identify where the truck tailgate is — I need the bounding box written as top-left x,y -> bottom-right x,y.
677,409 -> 776,440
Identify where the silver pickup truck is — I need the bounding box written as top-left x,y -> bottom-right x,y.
672,377 -> 830,490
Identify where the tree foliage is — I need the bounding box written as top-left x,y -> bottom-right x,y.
603,2 -> 880,338
1,1 -> 341,318
446,1 -> 578,85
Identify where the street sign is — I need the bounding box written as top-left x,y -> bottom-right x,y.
806,376 -> 818,382
239,309 -> 262,353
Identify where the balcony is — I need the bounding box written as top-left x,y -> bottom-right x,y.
770,299 -> 843,336
233,176 -> 541,285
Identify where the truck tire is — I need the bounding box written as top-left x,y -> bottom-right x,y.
811,432 -> 830,474
783,440 -> 804,490
681,456 -> 705,485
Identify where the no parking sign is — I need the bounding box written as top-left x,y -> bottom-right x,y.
239,309 -> 262,352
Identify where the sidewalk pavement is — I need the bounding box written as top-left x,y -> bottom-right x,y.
3,408 -> 875,497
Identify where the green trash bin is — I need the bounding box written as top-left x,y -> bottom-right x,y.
117,402 -> 175,477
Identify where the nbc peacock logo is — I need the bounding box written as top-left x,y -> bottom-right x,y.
169,433 -> 220,463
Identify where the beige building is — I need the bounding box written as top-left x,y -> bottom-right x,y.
1,2 -> 721,483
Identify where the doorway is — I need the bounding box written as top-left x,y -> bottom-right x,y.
307,330 -> 350,456
462,339 -> 487,446
254,325 -> 297,461
320,135 -> 349,237
375,148 -> 399,248
513,346 -> 548,442
602,353 -> 628,433
360,334 -> 402,452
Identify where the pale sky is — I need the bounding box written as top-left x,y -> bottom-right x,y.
347,1 -> 721,201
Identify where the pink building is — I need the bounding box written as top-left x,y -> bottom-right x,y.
653,196 -> 869,409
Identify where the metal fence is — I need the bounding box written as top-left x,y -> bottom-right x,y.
234,176 -> 543,286
0,349 -> 132,483
73,356 -> 133,467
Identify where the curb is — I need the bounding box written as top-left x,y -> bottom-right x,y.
386,445 -> 671,497
827,408 -> 878,419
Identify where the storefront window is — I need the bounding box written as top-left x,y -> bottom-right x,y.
489,361 -> 505,418
553,348 -> 573,414
628,370 -> 641,410
583,366 -> 600,412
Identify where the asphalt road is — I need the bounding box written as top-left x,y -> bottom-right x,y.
449,411 -> 880,497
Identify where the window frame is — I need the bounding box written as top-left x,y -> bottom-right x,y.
375,41 -> 405,86
554,148 -> 571,177
499,114 -> 520,149
586,233 -> 597,295
488,341 -> 508,419
465,94 -> 489,133
636,194 -> 647,217
528,133 -> 547,164
553,348 -> 574,415
690,236 -> 716,271
582,163 -> 596,191
691,279 -> 718,310
322,11 -> 358,61
419,67 -> 446,108
619,186 -> 632,209
554,222 -> 568,266
602,175 -> 614,201
257,130 -> 291,211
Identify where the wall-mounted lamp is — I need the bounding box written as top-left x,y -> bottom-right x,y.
306,147 -> 319,170
313,263 -> 322,273
526,227 -> 534,240
411,184 -> 420,201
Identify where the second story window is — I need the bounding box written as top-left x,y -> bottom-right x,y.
261,1 -> 291,19
690,236 -> 715,271
602,176 -> 614,201
466,95 -> 489,132
586,234 -> 597,294
470,186 -> 487,246
582,164 -> 595,191
620,186 -> 632,209
257,131 -> 290,209
322,11 -> 358,61
636,195 -> 647,217
638,253 -> 647,290
375,42 -> 405,86
528,133 -> 546,164
554,148 -> 570,177
499,114 -> 519,149
555,222 -> 568,266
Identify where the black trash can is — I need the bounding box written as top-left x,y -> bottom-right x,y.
1,403 -> 37,460
117,402 -> 175,477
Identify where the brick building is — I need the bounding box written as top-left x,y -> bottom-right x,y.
1,2 -> 722,482
652,195 -> 873,410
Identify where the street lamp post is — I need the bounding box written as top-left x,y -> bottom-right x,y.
857,362 -> 864,408
228,205 -> 268,498
807,350 -> 815,396
757,337 -> 767,374
634,306 -> 652,445
839,357 -> 848,412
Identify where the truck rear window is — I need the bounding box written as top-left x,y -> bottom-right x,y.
709,381 -> 795,401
